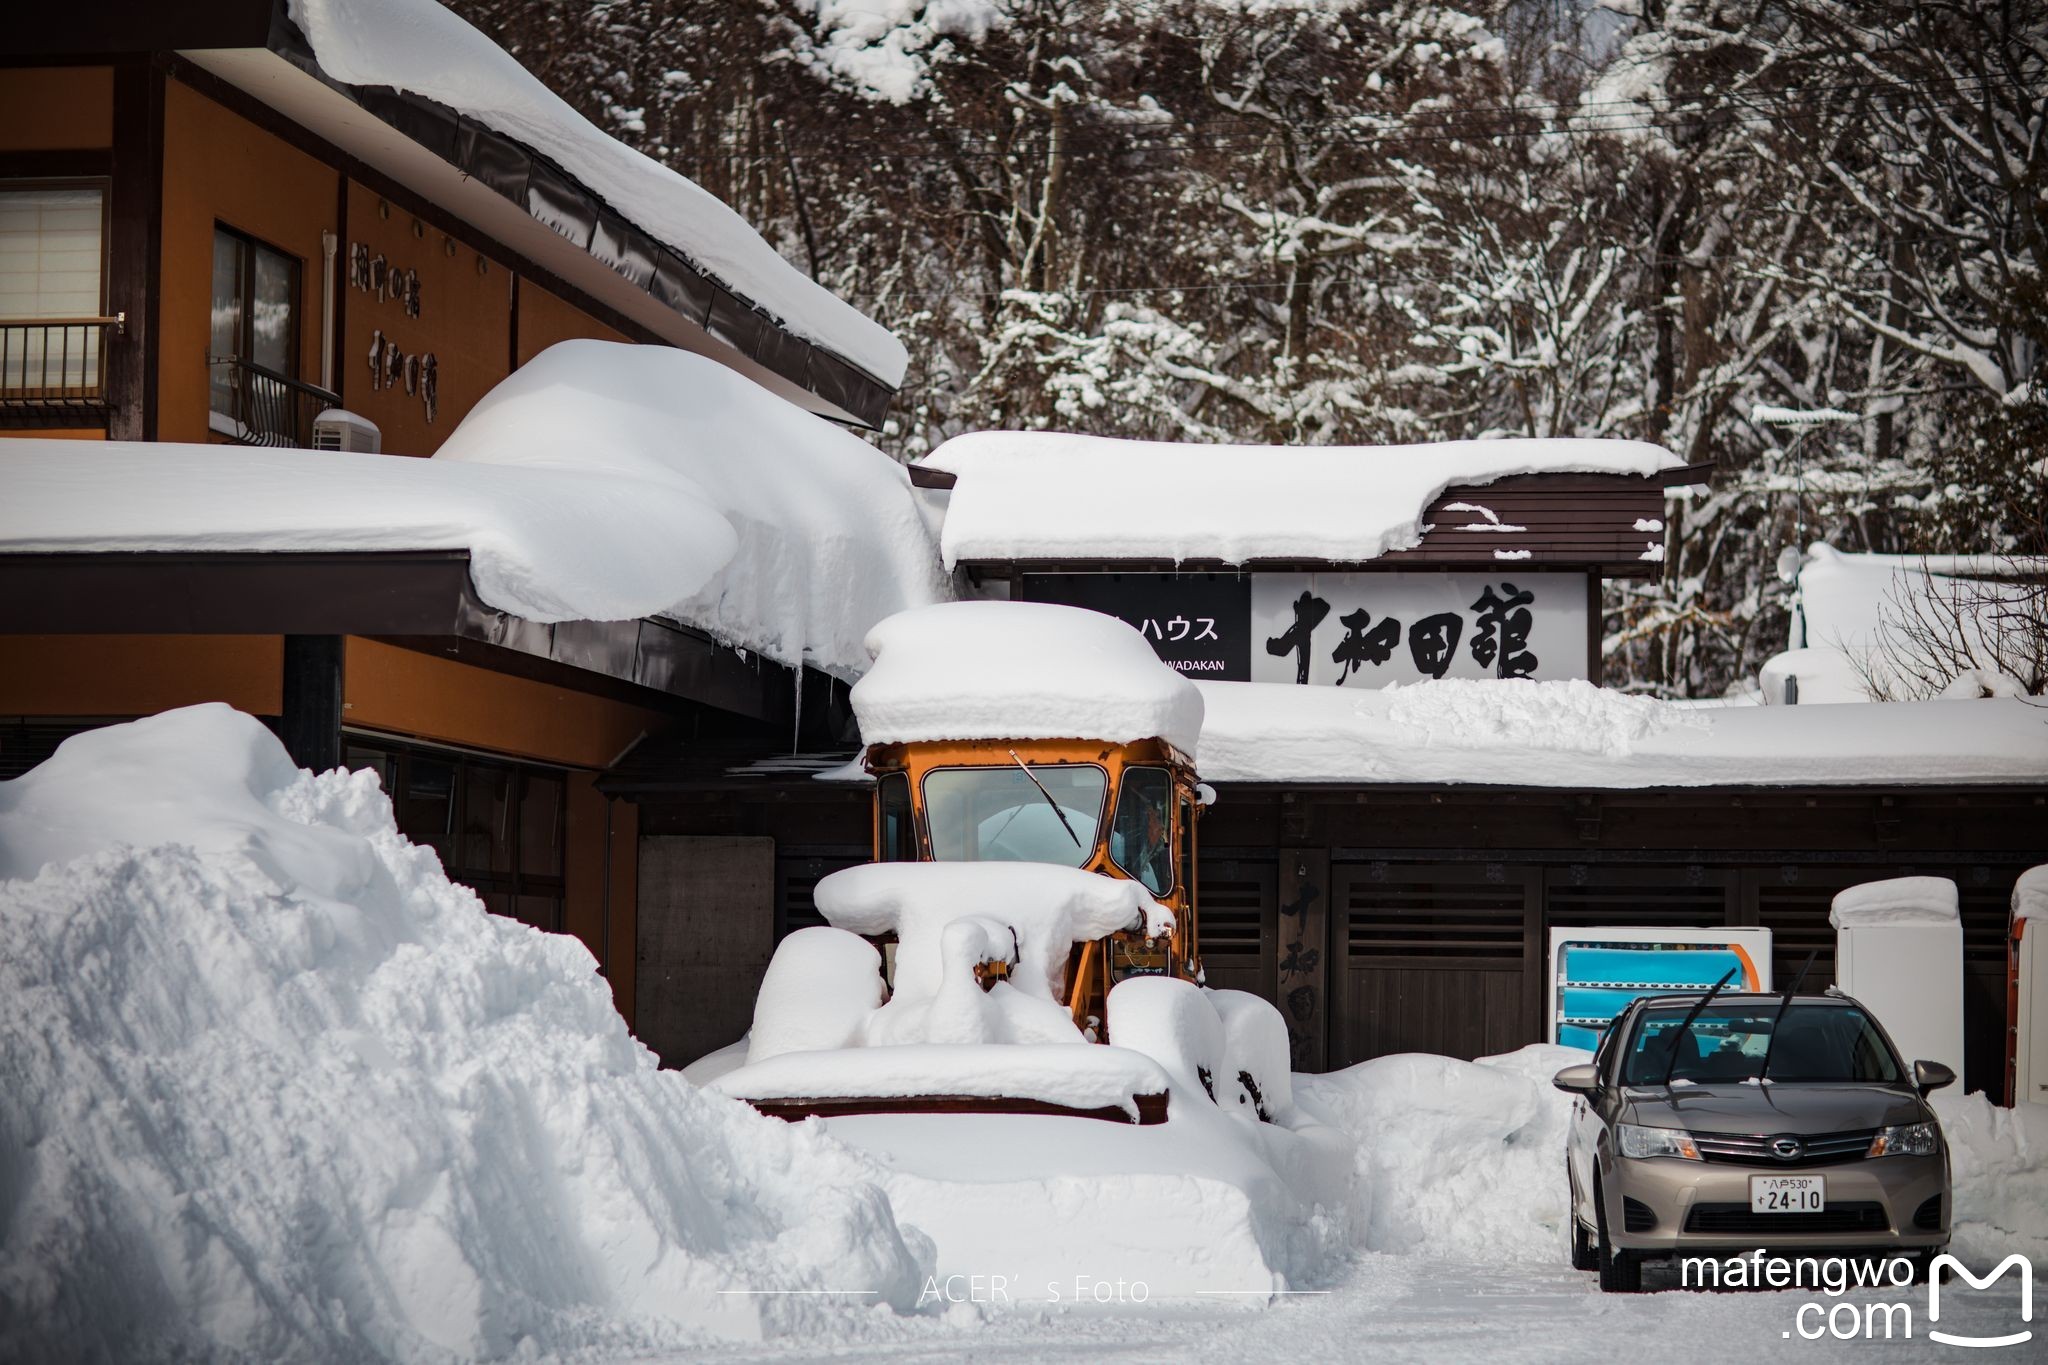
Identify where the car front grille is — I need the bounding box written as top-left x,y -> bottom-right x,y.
1691,1128 -> 1880,1167
1684,1202 -> 1890,1236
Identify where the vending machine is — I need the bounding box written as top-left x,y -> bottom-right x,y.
1548,926 -> 1773,1051
1830,876 -> 1965,1080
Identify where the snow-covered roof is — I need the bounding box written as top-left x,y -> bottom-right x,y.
1190,679 -> 2048,788
919,431 -> 1683,568
1829,876 -> 1959,929
280,0 -> 905,393
851,601 -> 1204,754
0,342 -> 951,675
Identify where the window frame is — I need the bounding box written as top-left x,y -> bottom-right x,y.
343,735 -> 569,934
0,177 -> 111,320
1107,764 -> 1177,896
209,221 -> 302,380
917,761 -> 1110,868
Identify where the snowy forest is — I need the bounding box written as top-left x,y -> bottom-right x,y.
443,0 -> 2046,699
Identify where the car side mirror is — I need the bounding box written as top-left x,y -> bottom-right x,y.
1552,1063 -> 1600,1096
1912,1060 -> 1955,1095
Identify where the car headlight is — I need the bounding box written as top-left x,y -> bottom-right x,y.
1868,1121 -> 1940,1157
1617,1123 -> 1701,1160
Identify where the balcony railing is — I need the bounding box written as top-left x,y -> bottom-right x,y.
0,315 -> 124,424
208,357 -> 341,448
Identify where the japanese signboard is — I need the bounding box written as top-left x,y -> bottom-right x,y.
1019,573 -> 1252,678
1250,572 -> 1590,686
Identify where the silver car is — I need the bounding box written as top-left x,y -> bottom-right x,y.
1556,990 -> 1954,1292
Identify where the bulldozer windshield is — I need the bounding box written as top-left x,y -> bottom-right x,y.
922,764 -> 1107,866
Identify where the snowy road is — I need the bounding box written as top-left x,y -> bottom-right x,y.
648,1253 -> 2031,1364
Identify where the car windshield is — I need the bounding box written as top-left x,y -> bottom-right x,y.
922,764 -> 1106,867
1621,1002 -> 1903,1086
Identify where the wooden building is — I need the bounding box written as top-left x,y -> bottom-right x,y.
0,1 -> 894,1024
604,444 -> 2046,1099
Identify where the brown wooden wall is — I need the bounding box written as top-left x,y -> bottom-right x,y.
1,63 -> 653,452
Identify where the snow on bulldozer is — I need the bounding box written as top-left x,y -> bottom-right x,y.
706,600 -> 1295,1129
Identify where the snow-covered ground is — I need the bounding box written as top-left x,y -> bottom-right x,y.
3,708 -> 2043,1362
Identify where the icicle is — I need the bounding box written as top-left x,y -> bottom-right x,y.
790,660 -> 802,756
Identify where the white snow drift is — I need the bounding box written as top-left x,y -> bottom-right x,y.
287,0 -> 905,384
0,342 -> 951,674
0,706 -> 931,1362
851,600 -> 1205,754
920,430 -> 1682,567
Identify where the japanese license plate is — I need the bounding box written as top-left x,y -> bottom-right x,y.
1750,1175 -> 1825,1213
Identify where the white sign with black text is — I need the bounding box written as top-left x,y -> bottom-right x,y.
1249,572 -> 1591,687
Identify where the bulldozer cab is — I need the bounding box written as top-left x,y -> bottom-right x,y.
865,735 -> 1203,1033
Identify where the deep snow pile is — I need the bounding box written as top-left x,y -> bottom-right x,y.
0,707 -> 930,1362
1297,1045 -> 1586,1263
286,0 -> 904,383
921,431 -> 1681,567
852,601 -> 1204,754
0,343 -> 952,674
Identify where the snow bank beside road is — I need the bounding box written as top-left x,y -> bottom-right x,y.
1300,1043 -> 2048,1271
0,707 -> 930,1362
1298,1045 -> 1585,1263
1935,1092 -> 2048,1264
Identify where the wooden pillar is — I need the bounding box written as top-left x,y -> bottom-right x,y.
1277,842 -> 1331,1072
1585,573 -> 1604,685
107,57 -> 165,442
280,634 -> 345,772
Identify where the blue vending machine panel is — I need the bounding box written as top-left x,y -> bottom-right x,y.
1556,943 -> 1761,1051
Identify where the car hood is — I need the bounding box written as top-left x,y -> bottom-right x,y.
1621,1082 -> 1926,1133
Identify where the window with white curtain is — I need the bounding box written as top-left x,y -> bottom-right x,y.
0,182 -> 107,395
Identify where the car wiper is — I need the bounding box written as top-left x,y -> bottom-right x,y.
1756,949 -> 1819,1084
1660,967 -> 1738,1089
1008,749 -> 1082,848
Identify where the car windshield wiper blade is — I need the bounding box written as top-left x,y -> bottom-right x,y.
1756,949 -> 1819,1084
1660,967 -> 1738,1088
1008,749 -> 1082,848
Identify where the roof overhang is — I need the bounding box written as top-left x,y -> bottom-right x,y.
0,549 -> 831,728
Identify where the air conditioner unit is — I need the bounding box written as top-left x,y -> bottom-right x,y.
311,408 -> 381,453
